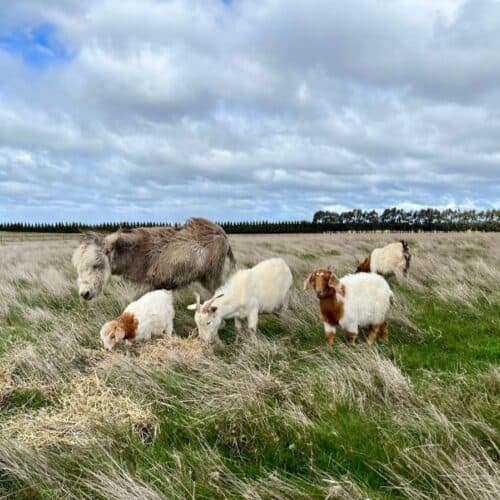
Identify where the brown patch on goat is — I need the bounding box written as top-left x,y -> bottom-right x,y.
356,255 -> 371,273
116,312 -> 139,340
306,268 -> 345,342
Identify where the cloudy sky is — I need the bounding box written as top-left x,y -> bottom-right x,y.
0,0 -> 499,223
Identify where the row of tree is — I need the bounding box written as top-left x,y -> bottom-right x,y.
0,208 -> 498,233
312,208 -> 500,232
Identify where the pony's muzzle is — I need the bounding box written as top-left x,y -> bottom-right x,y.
80,290 -> 93,300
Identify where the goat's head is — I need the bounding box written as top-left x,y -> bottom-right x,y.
187,292 -> 224,343
303,267 -> 340,299
356,256 -> 371,273
100,320 -> 126,351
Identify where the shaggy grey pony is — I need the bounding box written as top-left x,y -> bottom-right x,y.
72,218 -> 236,300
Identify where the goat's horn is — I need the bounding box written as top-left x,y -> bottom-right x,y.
205,293 -> 223,308
194,292 -> 201,312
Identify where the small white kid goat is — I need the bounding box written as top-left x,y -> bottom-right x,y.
100,290 -> 174,350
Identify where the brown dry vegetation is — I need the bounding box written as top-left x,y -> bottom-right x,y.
0,232 -> 499,499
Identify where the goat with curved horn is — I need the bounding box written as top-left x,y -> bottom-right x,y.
187,258 -> 292,346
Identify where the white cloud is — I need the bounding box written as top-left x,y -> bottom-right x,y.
0,0 -> 498,223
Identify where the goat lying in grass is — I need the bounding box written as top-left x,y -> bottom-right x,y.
304,267 -> 393,345
100,290 -> 174,350
188,258 -> 292,345
356,240 -> 411,277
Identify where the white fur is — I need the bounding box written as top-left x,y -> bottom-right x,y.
188,258 -> 292,344
100,290 -> 174,350
336,273 -> 393,334
370,242 -> 407,276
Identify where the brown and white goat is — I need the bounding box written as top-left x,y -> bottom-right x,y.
304,267 -> 393,345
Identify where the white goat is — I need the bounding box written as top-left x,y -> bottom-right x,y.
356,240 -> 411,277
304,268 -> 393,345
100,290 -> 174,350
187,258 -> 292,344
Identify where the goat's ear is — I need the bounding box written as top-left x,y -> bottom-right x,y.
356,256 -> 371,273
328,273 -> 339,288
114,329 -> 126,342
303,272 -> 313,291
187,304 -> 197,311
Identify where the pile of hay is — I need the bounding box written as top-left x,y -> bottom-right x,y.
0,375 -> 156,448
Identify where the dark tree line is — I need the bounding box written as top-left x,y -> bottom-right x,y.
0,208 -> 498,233
312,208 -> 499,232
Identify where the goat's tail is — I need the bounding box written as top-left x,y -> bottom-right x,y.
401,240 -> 411,276
227,245 -> 237,269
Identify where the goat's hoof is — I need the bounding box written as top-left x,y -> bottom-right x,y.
325,332 -> 335,345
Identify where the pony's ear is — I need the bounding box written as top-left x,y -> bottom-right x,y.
104,232 -> 135,255
113,235 -> 132,254
81,232 -> 103,245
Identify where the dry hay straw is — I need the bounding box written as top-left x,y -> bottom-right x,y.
95,335 -> 209,376
0,374 -> 156,448
130,335 -> 208,368
0,368 -> 14,404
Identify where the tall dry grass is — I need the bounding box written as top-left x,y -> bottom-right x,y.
0,232 -> 498,498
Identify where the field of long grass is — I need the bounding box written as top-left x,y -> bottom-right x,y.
0,232 -> 499,499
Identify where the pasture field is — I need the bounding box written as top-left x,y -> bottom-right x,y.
0,232 -> 499,499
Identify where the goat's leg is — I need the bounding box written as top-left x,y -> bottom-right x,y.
323,322 -> 336,345
366,324 -> 380,345
346,332 -> 358,345
378,322 -> 389,342
165,318 -> 174,337
277,293 -> 290,317
247,309 -> 259,340
234,317 -> 244,343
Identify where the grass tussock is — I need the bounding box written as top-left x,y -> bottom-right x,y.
0,232 -> 498,498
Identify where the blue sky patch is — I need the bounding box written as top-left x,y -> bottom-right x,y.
0,23 -> 70,68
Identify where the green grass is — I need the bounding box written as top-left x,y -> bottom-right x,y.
386,290 -> 500,374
